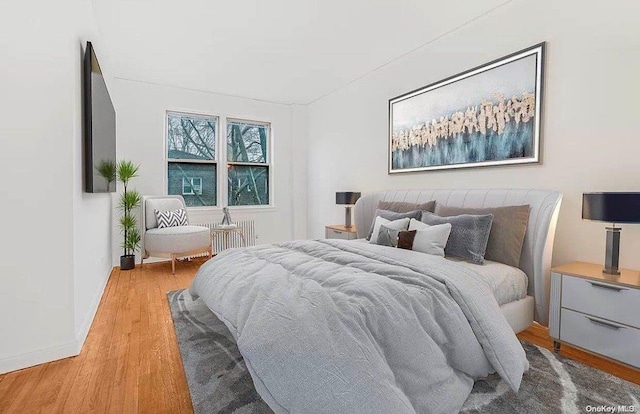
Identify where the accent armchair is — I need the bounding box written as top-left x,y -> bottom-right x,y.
141,195 -> 212,274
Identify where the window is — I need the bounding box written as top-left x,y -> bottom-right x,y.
167,112 -> 218,207
182,177 -> 202,195
166,112 -> 271,208
227,119 -> 270,206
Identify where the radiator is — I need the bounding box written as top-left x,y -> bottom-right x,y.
201,219 -> 256,254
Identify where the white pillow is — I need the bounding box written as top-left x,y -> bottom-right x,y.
408,218 -> 428,231
369,217 -> 410,244
369,216 -> 389,244
408,219 -> 452,257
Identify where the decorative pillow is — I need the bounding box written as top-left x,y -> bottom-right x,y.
369,216 -> 389,244
408,219 -> 452,257
397,230 -> 417,250
435,205 -> 530,267
421,212 -> 493,264
377,200 -> 436,214
367,209 -> 422,240
371,218 -> 410,245
154,208 -> 188,228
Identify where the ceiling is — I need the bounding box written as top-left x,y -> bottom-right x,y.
91,0 -> 507,105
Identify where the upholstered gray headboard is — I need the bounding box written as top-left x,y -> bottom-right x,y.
354,189 -> 562,325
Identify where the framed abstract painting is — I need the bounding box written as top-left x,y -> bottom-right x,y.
389,43 -> 545,173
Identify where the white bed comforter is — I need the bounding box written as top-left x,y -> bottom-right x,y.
189,239 -> 528,414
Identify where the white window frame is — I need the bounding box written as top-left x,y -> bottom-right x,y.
225,118 -> 272,209
164,110 -> 274,211
166,111 -> 219,207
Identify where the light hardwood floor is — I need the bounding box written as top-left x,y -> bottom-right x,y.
1,259 -> 638,413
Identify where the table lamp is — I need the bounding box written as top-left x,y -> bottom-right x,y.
582,192 -> 640,275
336,191 -> 361,228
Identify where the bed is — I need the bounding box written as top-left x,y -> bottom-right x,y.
355,188 -> 562,329
189,188 -> 562,414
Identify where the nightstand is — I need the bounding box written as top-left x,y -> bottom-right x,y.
549,261 -> 640,368
325,225 -> 357,240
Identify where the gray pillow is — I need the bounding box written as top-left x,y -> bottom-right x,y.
378,200 -> 436,214
435,205 -> 530,267
375,219 -> 411,247
367,209 -> 422,240
421,211 -> 493,264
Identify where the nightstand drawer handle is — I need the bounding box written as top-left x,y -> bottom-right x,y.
586,316 -> 625,330
333,230 -> 342,234
588,281 -> 626,292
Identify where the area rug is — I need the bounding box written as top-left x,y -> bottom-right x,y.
168,289 -> 640,414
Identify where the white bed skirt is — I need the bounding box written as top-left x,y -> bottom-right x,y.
501,295 -> 534,333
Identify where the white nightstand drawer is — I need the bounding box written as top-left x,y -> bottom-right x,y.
325,228 -> 350,240
561,275 -> 640,329
560,308 -> 640,368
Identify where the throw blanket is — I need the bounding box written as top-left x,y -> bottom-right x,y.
189,240 -> 528,414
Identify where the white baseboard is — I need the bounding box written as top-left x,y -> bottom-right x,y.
0,341 -> 79,374
74,266 -> 114,353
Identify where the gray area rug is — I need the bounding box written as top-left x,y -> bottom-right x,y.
168,289 -> 640,413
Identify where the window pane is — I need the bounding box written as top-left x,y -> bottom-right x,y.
228,165 -> 269,206
168,162 -> 216,206
192,178 -> 202,195
167,113 -> 217,160
227,121 -> 268,163
182,177 -> 194,195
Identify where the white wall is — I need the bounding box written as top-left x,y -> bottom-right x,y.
112,79 -> 305,264
72,2 -> 115,348
0,0 -> 114,373
0,1 -> 75,373
307,0 -> 640,269
290,105 -> 308,240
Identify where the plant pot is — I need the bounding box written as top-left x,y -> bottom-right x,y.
120,255 -> 135,270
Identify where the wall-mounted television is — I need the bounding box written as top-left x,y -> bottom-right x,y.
83,41 -> 116,193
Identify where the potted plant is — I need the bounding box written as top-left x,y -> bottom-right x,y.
117,160 -> 141,270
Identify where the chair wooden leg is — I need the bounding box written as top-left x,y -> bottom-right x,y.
171,254 -> 176,275
208,246 -> 212,259
140,255 -> 144,267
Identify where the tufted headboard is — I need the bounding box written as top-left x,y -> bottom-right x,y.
354,189 -> 562,325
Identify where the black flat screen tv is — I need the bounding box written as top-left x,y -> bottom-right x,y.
83,41 -> 116,193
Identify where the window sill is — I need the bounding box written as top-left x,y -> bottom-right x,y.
186,206 -> 277,214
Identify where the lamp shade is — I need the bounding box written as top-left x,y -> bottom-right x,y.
582,192 -> 640,223
336,191 -> 361,205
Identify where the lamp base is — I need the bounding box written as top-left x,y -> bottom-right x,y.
344,206 -> 353,228
603,226 -> 621,275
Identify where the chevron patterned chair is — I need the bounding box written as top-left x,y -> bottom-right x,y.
141,195 -> 212,274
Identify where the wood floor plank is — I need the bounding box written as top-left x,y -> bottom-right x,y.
1,256 -> 638,413
0,366 -> 39,412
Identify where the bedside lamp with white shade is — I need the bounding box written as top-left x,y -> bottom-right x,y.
336,191 -> 361,228
582,192 -> 640,275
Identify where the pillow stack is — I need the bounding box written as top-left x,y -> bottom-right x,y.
366,199 -> 530,266
369,200 -> 449,256
370,216 -> 451,258
374,218 -> 411,247
367,200 -> 435,241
